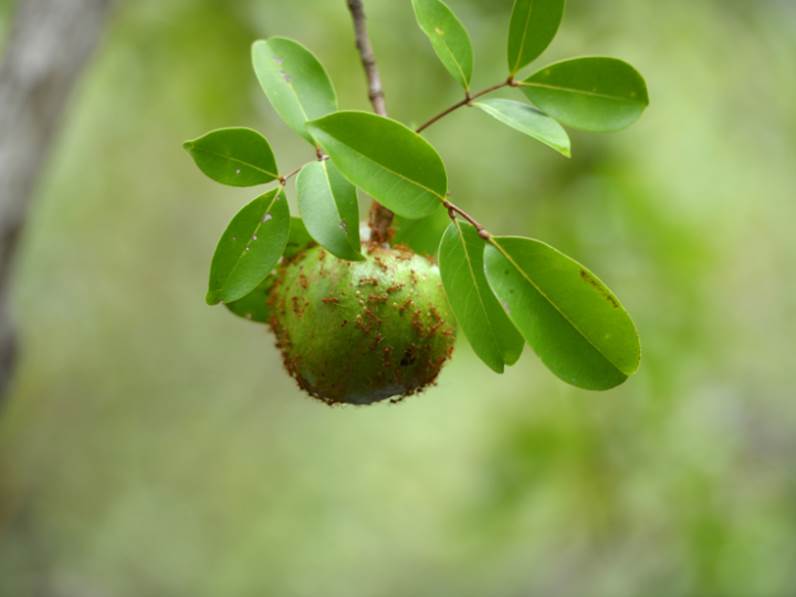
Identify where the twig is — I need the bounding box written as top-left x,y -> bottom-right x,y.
416,77 -> 516,134
443,199 -> 491,240
346,0 -> 387,116
346,0 -> 394,243
278,154 -> 328,186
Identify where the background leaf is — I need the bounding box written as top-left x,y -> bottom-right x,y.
411,0 -> 473,90
507,0 -> 565,74
224,274 -> 275,323
520,57 -> 649,132
296,160 -> 362,261
439,222 -> 524,372
207,189 -> 290,305
392,206 -> 450,257
284,217 -> 315,258
307,111 -> 446,219
474,98 -> 571,157
251,37 -> 337,144
183,127 -> 278,186
484,236 -> 640,390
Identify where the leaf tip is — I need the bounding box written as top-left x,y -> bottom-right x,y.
205,290 -> 221,306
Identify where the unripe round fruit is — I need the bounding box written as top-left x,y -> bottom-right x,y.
268,244 -> 456,405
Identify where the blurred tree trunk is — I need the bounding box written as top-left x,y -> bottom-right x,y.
0,0 -> 112,402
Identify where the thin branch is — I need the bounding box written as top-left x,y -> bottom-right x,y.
346,0 -> 387,116
416,77 -> 516,134
345,0 -> 393,243
443,199 -> 491,240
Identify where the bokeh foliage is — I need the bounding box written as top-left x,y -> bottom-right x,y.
1,0 -> 795,595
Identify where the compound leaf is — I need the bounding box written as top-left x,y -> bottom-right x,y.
474,98 -> 570,157
297,160 -> 362,261
252,37 -> 337,144
412,0 -> 473,90
207,189 -> 290,305
307,111 -> 445,219
507,0 -> 565,74
183,127 -> 278,186
520,57 -> 649,132
224,274 -> 276,323
439,222 -> 524,372
484,236 -> 640,390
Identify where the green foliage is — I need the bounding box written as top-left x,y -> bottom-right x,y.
251,37 -> 338,144
183,127 -> 278,186
284,216 -> 314,258
474,98 -> 570,157
520,57 -> 649,132
439,222 -> 523,373
307,111 -> 446,219
207,189 -> 290,305
224,275 -> 275,323
484,236 -> 640,390
392,207 -> 450,257
411,0 -> 473,90
297,160 -> 362,261
184,0 -> 650,392
507,0 -> 565,74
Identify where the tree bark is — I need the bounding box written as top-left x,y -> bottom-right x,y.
0,0 -> 112,401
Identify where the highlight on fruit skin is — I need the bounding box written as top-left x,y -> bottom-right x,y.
267,244 -> 456,405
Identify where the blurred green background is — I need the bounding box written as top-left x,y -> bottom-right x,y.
1,0 -> 795,595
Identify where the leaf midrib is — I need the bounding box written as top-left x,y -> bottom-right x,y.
318,161 -> 359,256
220,191 -> 281,297
451,220 -> 505,370
521,81 -> 644,104
490,238 -> 627,375
189,146 -> 278,180
313,128 -> 445,207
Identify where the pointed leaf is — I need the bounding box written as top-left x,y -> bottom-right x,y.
507,0 -> 565,74
183,127 -> 278,186
439,222 -> 524,372
411,0 -> 473,90
207,189 -> 290,305
307,111 -> 445,219
251,37 -> 337,144
474,98 -> 570,157
484,236 -> 640,390
284,217 -> 314,258
520,57 -> 649,132
392,206 -> 450,257
297,160 -> 362,261
224,274 -> 276,323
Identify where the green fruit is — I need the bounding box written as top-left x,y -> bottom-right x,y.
268,244 -> 456,405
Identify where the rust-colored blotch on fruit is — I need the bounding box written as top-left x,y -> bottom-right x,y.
268,244 -> 456,405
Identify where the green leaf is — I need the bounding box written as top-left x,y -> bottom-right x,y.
251,37 -> 338,144
474,98 -> 571,157
438,222 -> 524,373
284,217 -> 314,258
297,160 -> 362,261
307,111 -> 446,219
183,127 -> 278,186
411,0 -> 473,90
507,0 -> 565,74
520,57 -> 649,132
207,189 -> 290,305
224,274 -> 276,323
483,236 -> 640,390
392,206 -> 450,257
